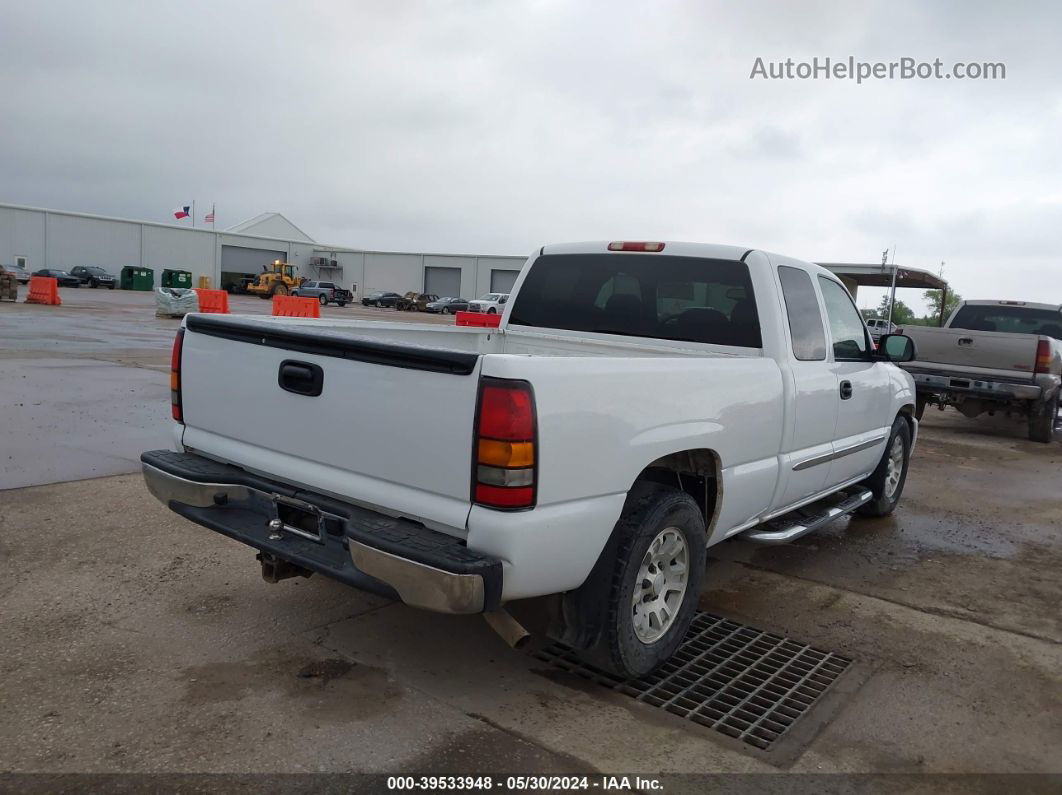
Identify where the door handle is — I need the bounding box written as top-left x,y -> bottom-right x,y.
278,360 -> 324,396
957,337 -> 973,346
839,380 -> 853,400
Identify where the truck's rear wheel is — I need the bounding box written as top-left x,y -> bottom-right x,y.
318,294 -> 328,306
1028,392 -> 1059,444
596,487 -> 706,678
857,416 -> 911,517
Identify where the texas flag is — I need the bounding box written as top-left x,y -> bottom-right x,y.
173,205 -> 191,220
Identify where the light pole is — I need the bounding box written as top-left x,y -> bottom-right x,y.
884,246 -> 898,328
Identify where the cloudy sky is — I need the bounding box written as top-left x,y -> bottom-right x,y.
2,1 -> 1059,311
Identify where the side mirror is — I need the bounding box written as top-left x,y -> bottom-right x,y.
879,334 -> 916,362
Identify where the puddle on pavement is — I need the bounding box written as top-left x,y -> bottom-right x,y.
180,652 -> 403,721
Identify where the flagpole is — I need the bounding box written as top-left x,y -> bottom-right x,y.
192,199 -> 196,228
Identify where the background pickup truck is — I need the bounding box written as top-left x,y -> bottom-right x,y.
898,300 -> 1062,442
143,241 -> 918,677
291,280 -> 352,306
466,293 -> 509,313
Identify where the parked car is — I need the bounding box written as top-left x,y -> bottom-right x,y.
32,269 -> 81,287
70,266 -> 117,289
362,291 -> 402,308
292,280 -> 353,307
2,264 -> 31,284
143,241 -> 919,679
467,293 -> 509,314
426,297 -> 469,314
898,300 -> 1062,442
865,318 -> 896,342
397,293 -> 439,312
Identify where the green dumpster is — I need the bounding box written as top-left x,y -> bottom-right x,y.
120,266 -> 155,291
161,269 -> 192,289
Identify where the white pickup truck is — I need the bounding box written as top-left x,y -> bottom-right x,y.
898,300 -> 1062,442
466,293 -> 509,314
143,241 -> 918,677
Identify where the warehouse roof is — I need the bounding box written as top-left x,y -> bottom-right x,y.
226,212 -> 315,243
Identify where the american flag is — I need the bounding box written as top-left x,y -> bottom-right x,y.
204,206 -> 215,224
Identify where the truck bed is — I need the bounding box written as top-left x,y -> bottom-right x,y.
177,313 -> 767,536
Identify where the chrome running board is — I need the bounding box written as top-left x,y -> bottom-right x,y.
742,488 -> 873,545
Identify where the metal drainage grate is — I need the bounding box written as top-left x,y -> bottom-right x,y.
535,612 -> 852,752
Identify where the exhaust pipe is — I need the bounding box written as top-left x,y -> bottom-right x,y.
483,609 -> 531,650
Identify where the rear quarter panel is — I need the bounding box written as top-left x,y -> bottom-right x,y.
481,353 -> 784,543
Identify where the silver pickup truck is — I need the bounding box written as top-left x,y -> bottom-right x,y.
898,300 -> 1062,442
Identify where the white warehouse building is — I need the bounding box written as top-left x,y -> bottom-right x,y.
0,202 -> 527,299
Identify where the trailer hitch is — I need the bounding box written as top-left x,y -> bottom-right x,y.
257,551 -> 313,584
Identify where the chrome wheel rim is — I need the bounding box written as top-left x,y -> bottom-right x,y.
632,527 -> 689,644
884,435 -> 905,498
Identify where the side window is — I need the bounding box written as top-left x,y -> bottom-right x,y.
818,277 -> 869,360
777,266 -> 827,361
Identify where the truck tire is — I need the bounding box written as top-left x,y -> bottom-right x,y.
592,487 -> 706,679
857,416 -> 912,517
318,294 -> 328,306
1028,392 -> 1059,444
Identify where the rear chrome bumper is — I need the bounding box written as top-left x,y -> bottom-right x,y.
911,372 -> 1041,401
142,451 -> 501,614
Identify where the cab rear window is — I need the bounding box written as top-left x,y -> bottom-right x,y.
950,305 -> 1062,339
508,254 -> 761,347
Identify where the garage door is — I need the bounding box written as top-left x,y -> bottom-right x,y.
490,269 -> 519,294
221,245 -> 285,289
425,266 -> 462,298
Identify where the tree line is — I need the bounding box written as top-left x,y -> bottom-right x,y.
861,289 -> 963,327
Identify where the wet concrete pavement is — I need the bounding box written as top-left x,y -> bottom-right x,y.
0,288 -> 448,489
1,290 -> 1060,781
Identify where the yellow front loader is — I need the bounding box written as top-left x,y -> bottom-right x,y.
245,260 -> 304,299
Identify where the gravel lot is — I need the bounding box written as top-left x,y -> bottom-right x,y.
1,289 -> 1059,784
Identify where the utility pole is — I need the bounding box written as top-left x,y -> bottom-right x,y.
885,245 -> 898,328
937,260 -> 948,326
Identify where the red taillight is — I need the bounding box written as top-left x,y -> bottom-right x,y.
479,385 -> 534,440
475,484 -> 534,507
170,328 -> 185,422
1035,339 -> 1052,374
474,379 -> 536,509
607,241 -> 665,252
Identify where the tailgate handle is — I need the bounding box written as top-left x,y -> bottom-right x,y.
278,360 -> 324,396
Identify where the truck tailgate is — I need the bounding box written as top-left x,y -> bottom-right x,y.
178,314 -> 481,531
903,326 -> 1040,379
